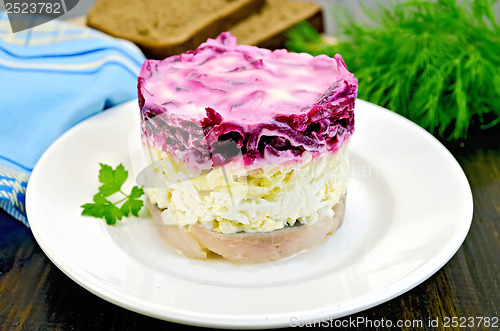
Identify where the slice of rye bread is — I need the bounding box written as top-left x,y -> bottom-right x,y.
230,0 -> 324,50
86,0 -> 265,59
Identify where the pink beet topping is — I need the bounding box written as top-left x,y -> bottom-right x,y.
138,32 -> 357,169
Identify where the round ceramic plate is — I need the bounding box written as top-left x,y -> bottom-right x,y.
26,99 -> 473,329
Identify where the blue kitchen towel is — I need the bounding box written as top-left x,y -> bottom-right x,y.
0,11 -> 145,227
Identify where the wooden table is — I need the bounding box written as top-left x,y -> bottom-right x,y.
1,127 -> 499,330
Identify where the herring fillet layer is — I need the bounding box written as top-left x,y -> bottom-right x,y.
138,32 -> 357,170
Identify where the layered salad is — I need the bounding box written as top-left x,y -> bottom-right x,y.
138,32 -> 357,260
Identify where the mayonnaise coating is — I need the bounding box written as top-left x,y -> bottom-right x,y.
138,32 -> 357,169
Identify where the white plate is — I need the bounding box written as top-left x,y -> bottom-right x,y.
26,99 -> 473,329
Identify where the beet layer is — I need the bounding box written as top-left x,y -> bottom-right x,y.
138,32 -> 357,167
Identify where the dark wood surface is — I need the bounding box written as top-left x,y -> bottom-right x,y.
1,127 -> 499,331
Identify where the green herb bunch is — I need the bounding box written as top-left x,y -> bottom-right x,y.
286,0 -> 500,141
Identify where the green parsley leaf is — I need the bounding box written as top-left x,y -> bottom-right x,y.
81,201 -> 107,218
93,192 -> 109,204
120,197 -> 144,217
103,204 -> 123,225
129,186 -> 144,199
81,164 -> 145,225
98,163 -> 128,196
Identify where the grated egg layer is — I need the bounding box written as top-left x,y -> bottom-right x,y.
143,144 -> 349,234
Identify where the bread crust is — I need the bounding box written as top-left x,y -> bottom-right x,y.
148,196 -> 345,263
87,0 -> 265,58
230,0 -> 324,50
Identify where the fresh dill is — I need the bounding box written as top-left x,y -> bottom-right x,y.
286,0 -> 500,141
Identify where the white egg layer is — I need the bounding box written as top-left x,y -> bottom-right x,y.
143,145 -> 349,234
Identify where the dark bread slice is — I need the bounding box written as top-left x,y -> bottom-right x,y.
86,0 -> 265,59
230,0 -> 324,50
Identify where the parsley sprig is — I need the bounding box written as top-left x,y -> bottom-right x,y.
81,163 -> 144,225
286,0 -> 500,141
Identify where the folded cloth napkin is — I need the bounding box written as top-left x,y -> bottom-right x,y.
0,11 -> 145,227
